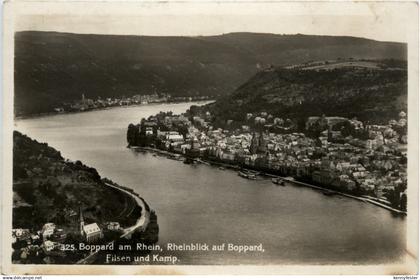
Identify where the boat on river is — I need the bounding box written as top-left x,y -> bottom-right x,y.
272,177 -> 285,186
238,171 -> 257,180
183,158 -> 195,164
322,190 -> 336,196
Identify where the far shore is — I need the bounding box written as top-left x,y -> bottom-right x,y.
14,100 -> 215,121
132,146 -> 407,216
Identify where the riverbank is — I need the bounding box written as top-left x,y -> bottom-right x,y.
131,146 -> 406,216
12,131 -> 158,264
104,182 -> 151,237
278,177 -> 406,215
15,100 -> 215,120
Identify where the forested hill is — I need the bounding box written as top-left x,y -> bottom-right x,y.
206,60 -> 407,127
13,131 -> 142,229
15,31 -> 406,116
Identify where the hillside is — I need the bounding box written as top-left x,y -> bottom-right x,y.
13,131 -> 142,230
14,31 -> 406,116
206,59 -> 407,127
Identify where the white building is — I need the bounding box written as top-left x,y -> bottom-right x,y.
43,240 -> 55,252
41,223 -> 56,240
145,127 -> 154,135
166,133 -> 184,142
82,223 -> 103,243
79,208 -> 103,242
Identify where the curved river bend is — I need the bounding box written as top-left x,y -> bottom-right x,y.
15,102 -> 406,265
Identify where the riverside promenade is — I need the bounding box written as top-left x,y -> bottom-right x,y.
133,146 -> 406,216
106,183 -> 151,239
277,176 -> 406,215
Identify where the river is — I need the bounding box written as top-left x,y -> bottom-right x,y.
15,102 -> 406,265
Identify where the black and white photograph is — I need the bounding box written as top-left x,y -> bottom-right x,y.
1,0 -> 419,275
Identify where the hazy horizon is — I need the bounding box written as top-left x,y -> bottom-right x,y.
15,29 -> 407,44
12,2 -> 417,44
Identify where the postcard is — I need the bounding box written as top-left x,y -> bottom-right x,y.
1,0 -> 418,275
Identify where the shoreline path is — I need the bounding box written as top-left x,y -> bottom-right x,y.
76,182 -> 150,264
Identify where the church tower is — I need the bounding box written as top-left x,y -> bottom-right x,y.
327,124 -> 332,142
257,132 -> 267,153
79,206 -> 85,236
250,132 -> 259,154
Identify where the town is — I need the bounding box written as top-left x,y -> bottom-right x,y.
12,207 -> 124,264
53,93 -> 212,113
127,108 -> 408,213
12,200 -> 158,265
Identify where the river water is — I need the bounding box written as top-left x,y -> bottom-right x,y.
15,102 -> 406,265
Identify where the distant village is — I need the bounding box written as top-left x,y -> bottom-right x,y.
127,109 -> 408,212
54,93 -> 211,113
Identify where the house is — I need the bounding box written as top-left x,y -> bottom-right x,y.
43,240 -> 55,252
166,133 -> 184,143
13,228 -> 31,241
145,127 -> 154,135
41,223 -> 56,240
107,222 -> 121,231
221,152 -> 235,162
50,229 -> 67,243
173,144 -> 184,153
31,234 -> 41,243
341,179 -> 356,191
241,125 -> 250,132
82,223 -> 103,243
79,208 -> 103,242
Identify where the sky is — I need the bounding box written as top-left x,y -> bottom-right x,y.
11,1 -> 419,43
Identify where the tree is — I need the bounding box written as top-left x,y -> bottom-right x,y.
127,124 -> 138,146
178,125 -> 189,138
400,193 -> 407,211
386,189 -> 401,209
188,105 -> 201,116
297,117 -> 306,132
338,121 -> 353,138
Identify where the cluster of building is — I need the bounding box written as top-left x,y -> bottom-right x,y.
12,223 -> 69,263
54,93 -> 211,113
135,110 -> 408,209
12,208 -> 122,263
